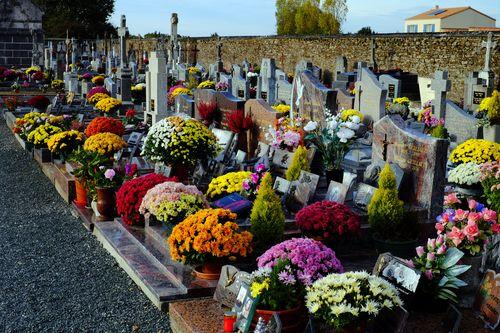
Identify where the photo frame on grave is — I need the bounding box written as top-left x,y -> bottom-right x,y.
354,183 -> 377,210
255,142 -> 270,159
273,177 -> 291,195
235,150 -> 247,164
441,305 -> 462,333
326,181 -> 348,203
261,91 -> 268,100
126,132 -> 143,145
373,253 -> 422,300
293,182 -> 311,207
473,269 -> 500,330
214,265 -> 252,309
238,89 -> 244,98
154,163 -> 172,177
298,171 -> 320,197
234,283 -> 259,333
272,149 -> 293,169
342,171 -> 357,201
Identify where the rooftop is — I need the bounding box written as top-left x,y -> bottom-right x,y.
406,6 -> 495,22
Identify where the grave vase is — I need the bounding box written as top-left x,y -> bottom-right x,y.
252,305 -> 304,333
74,179 -> 88,207
483,124 -> 500,143
96,187 -> 116,221
194,259 -> 223,280
457,254 -> 482,308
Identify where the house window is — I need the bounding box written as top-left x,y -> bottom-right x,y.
407,24 -> 418,33
423,24 -> 435,32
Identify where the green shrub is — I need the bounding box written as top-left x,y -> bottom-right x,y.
285,145 -> 310,181
430,124 -> 449,139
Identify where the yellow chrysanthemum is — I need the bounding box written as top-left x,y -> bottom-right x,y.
449,139 -> 500,164
83,132 -> 127,155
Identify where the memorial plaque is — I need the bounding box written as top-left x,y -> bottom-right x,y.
473,91 -> 486,105
388,84 -> 395,98
273,177 -> 291,195
354,183 -> 377,210
474,270 -> 500,330
214,265 -> 252,309
326,181 -> 348,203
298,171 -> 320,200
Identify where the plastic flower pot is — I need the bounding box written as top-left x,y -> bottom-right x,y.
252,305 -> 304,333
96,187 -> 116,221
74,179 -> 88,207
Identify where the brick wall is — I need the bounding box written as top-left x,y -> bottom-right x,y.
0,28 -> 43,67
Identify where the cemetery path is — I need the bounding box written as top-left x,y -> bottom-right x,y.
0,120 -> 170,332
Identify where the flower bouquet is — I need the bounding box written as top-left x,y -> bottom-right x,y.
25,66 -> 40,75
83,132 -> 127,156
295,201 -> 360,242
266,116 -> 304,152
81,72 -> 93,82
28,95 -> 50,111
50,79 -> 64,91
168,208 -> 253,278
168,85 -> 191,106
340,109 -> 364,122
480,161 -> 500,212
449,139 -> 500,165
477,90 -> 500,126
271,104 -> 291,114
139,181 -> 208,225
92,75 -> 105,86
386,96 -> 410,118
215,81 -> 229,92
241,163 -> 267,200
141,116 -> 219,167
306,272 -> 402,332
27,123 -> 63,147
416,104 -> 448,138
90,166 -> 123,221
116,174 -> 174,226
95,97 -> 122,114
206,171 -> 252,200
87,86 -> 110,102
47,130 -> 85,159
124,109 -> 140,126
224,109 -> 253,134
85,117 -> 125,137
197,80 -> 215,89
448,162 -> 482,189
197,102 -> 219,126
131,83 -> 146,103
31,71 -> 45,82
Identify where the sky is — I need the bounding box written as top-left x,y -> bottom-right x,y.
110,0 -> 500,36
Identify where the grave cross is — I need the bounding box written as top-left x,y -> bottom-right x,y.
65,30 -> 70,72
431,70 -> 451,120
190,42 -> 200,66
216,36 -> 222,62
481,32 -> 497,72
71,37 -> 77,70
370,38 -> 377,72
117,15 -> 129,69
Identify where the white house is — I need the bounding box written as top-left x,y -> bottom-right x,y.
404,6 -> 496,33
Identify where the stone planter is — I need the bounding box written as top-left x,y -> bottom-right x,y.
482,124 -> 500,143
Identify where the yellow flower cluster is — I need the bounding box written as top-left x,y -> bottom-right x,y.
188,67 -> 200,74
251,278 -> 270,298
131,84 -> 144,91
95,97 -> 122,113
47,130 -> 85,154
171,87 -> 192,99
393,97 -> 410,105
88,93 -> 109,105
449,139 -> 500,164
206,171 -> 252,199
51,79 -> 64,90
25,66 -> 40,74
83,132 -> 127,155
479,90 -> 500,124
197,80 -> 215,89
341,109 -> 364,122
27,124 -> 62,146
168,208 -> 253,263
272,104 -> 291,113
92,75 -> 105,85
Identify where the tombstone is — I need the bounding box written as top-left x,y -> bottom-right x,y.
292,70 -> 336,125
418,77 -> 434,104
242,59 -> 251,74
116,15 -> 132,103
218,73 -> 233,93
445,102 -> 482,146
176,63 -> 189,82
193,89 -> 217,120
81,81 -> 93,99
245,99 -> 285,155
275,69 -> 287,82
336,87 -> 355,111
145,51 -> 169,125
105,77 -> 117,97
379,75 -> 401,100
295,60 -> 313,76
334,56 -> 348,81
175,94 -> 195,117
276,79 -> 293,105
257,58 -> 277,105
430,71 -> 451,120
354,67 -> 387,124
232,65 -> 250,100
216,91 -> 244,116
464,71 -> 491,112
372,115 -> 449,221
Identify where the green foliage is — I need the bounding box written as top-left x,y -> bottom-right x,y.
357,26 -> 373,35
430,124 -> 449,139
368,163 -> 405,240
33,0 -> 116,38
250,173 -> 285,253
143,31 -> 168,39
286,146 -> 310,181
275,0 -> 347,35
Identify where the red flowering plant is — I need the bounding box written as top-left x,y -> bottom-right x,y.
84,116 -> 125,137
86,86 -> 110,101
225,109 -> 253,134
436,195 -> 499,256
295,201 -> 361,241
197,102 -> 219,126
28,95 -> 50,110
4,96 -> 19,111
116,173 -> 176,226
124,108 -> 139,126
32,71 -> 45,82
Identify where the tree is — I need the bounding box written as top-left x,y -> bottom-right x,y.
276,0 -> 347,35
33,0 -> 116,38
357,26 -> 374,35
285,145 -> 310,181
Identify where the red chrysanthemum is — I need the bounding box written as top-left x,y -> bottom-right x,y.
27,95 -> 50,109
116,173 -> 178,226
84,117 -> 125,137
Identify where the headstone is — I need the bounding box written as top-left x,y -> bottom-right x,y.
430,70 -> 451,120
354,67 -> 387,124
295,60 -> 313,76
336,87 -> 355,111
232,65 -> 250,100
245,99 -> 284,154
193,89 -> 217,120
418,77 -> 434,104
115,15 -> 131,103
379,74 -> 401,100
257,58 -> 277,105
334,56 -> 348,81
175,94 -> 195,117
464,71 -> 491,112
218,73 -> 232,93
216,91 -> 244,115
445,102 -> 482,146
276,79 -> 292,105
372,115 -> 449,221
213,265 -> 251,309
145,51 -> 168,125
105,77 -> 117,97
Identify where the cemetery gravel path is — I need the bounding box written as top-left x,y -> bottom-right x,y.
0,119 -> 170,332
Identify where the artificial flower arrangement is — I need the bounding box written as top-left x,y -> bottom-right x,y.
477,90 -> 500,126
448,162 -> 482,187
83,132 -> 127,156
241,163 -> 267,200
410,235 -> 470,303
50,79 -> 64,91
197,102 -> 219,126
225,109 -> 253,134
28,95 -> 50,110
197,80 -> 215,89
46,130 -> 85,158
206,171 -> 252,200
124,109 -> 140,126
271,104 -> 291,114
87,86 -> 110,101
449,139 -> 500,165
168,208 -> 253,264
340,109 -> 364,122
295,201 -> 360,241
416,103 -> 448,138
139,181 -> 208,225
95,97 -> 122,114
386,96 -> 410,118
116,174 -> 174,226
480,161 -> 500,212
26,123 -> 62,147
257,238 -> 344,286
141,115 -> 219,166
84,117 -> 125,137
215,81 -> 229,92
91,75 -> 105,86
306,271 -> 402,332
266,116 -> 305,152
437,197 -> 499,256
304,111 -> 360,171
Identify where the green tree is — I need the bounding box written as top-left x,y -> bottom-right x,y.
285,145 -> 310,181
33,0 -> 116,38
276,0 -> 300,35
357,26 -> 374,35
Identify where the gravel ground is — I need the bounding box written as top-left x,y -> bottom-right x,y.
0,119 -> 171,332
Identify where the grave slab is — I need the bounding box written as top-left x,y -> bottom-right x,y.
244,99 -> 283,155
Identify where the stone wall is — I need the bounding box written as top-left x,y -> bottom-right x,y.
124,32 -> 500,101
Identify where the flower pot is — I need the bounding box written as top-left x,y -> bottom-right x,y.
412,284 -> 448,313
457,254 -> 483,308
96,187 -> 116,221
325,168 -> 343,183
316,320 -> 367,333
372,235 -> 418,259
482,124 -> 500,143
194,260 -> 223,280
252,305 -> 304,333
171,163 -> 192,183
74,180 -> 88,207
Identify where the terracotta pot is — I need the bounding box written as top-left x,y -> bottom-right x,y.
252,305 -> 304,333
96,187 -> 116,221
74,179 -> 88,207
194,261 -> 223,280
325,168 -> 343,183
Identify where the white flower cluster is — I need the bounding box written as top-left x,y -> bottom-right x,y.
325,111 -> 360,143
141,118 -> 178,162
448,162 -> 482,186
305,271 -> 402,322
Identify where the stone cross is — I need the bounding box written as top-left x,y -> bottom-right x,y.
71,37 -> 77,69
117,15 -> 129,69
170,13 -> 179,65
216,36 -> 222,62
30,29 -> 41,67
370,38 -> 377,71
65,30 -> 70,72
431,70 -> 451,120
482,32 -> 497,72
